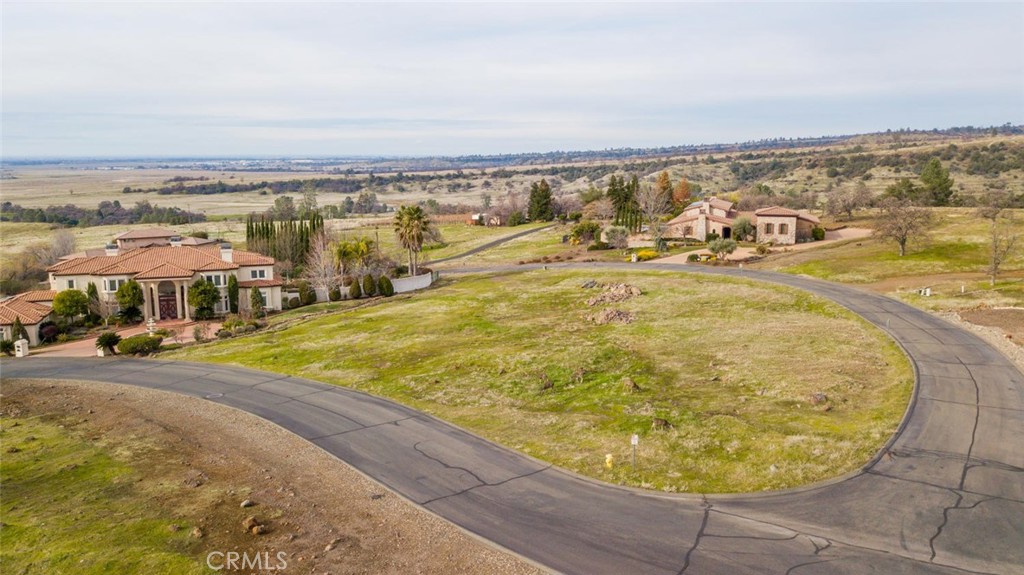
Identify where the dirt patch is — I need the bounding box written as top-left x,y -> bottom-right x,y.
589,309 -> 636,325
0,379 -> 543,575
958,308 -> 1024,346
584,283 -> 642,306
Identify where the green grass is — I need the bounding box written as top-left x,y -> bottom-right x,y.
167,269 -> 913,493
763,209 -> 1024,286
0,416 -> 208,574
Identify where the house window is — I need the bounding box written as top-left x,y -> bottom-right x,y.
250,269 -> 266,279
779,223 -> 789,235
106,278 -> 126,292
67,279 -> 75,289
204,274 -> 223,286
683,226 -> 693,237
764,223 -> 774,234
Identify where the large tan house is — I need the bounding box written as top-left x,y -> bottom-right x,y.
666,197 -> 740,240
47,235 -> 282,321
665,197 -> 820,245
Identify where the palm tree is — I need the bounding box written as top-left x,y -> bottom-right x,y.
334,236 -> 374,283
394,205 -> 432,276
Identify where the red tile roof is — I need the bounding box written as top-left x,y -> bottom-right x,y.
48,245 -> 273,279
10,290 -> 57,303
755,206 -> 800,217
0,298 -> 52,326
755,206 -> 821,224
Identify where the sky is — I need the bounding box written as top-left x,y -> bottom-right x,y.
2,2 -> 1023,158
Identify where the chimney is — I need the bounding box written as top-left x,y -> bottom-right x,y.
105,243 -> 119,257
220,242 -> 233,263
169,235 -> 182,247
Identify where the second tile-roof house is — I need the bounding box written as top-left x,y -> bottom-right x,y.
0,290 -> 56,345
47,235 -> 282,321
665,197 -> 821,245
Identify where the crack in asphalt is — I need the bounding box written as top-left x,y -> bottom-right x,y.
678,496 -> 711,574
865,470 -> 1024,504
928,490 -> 964,562
412,441 -> 489,487
419,465 -> 552,506
957,359 -> 982,493
304,415 -> 420,441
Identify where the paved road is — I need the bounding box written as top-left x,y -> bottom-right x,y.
430,224 -> 556,265
3,263 -> 1021,574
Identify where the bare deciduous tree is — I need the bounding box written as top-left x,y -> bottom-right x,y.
582,197 -> 615,221
874,199 -> 933,256
825,182 -> 872,221
635,183 -> 671,250
303,231 -> 340,298
978,192 -> 1020,286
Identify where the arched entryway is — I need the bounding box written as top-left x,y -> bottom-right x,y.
157,281 -> 178,320
722,227 -> 732,239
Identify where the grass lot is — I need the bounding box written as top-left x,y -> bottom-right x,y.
167,269 -> 913,493
761,209 -> 1024,284
0,414 -> 206,574
752,209 -> 1024,314
338,221 -> 554,265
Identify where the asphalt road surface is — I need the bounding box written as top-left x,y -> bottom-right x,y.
3,263 -> 1021,574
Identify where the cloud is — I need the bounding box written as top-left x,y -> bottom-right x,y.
2,2 -> 1022,156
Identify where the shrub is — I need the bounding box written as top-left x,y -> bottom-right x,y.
570,220 -> 602,244
152,328 -> 171,337
362,275 -> 377,297
812,226 -> 826,241
756,244 -> 772,256
507,211 -> 526,226
604,226 -> 629,249
297,280 -> 317,306
0,339 -> 14,356
117,334 -> 163,355
40,324 -> 61,343
118,306 -> 143,323
56,333 -> 72,343
378,275 -> 395,297
96,331 -> 122,353
221,314 -> 244,329
705,232 -> 720,243
216,329 -> 233,339
635,249 -> 659,261
288,296 -> 300,309
687,253 -> 701,262
349,279 -> 362,299
393,265 -> 409,277
193,323 -> 210,343
586,241 -> 611,251
328,287 -> 342,302
708,238 -> 739,260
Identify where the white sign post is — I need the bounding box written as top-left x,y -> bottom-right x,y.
631,434 -> 639,469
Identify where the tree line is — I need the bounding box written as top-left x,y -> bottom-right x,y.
0,200 -> 206,227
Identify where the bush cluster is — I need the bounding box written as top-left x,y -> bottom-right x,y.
117,334 -> 163,355
635,249 -> 659,261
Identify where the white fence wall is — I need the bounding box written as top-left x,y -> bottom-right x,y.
392,273 -> 434,294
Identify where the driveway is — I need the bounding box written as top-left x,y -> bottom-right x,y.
3,263 -> 1021,574
29,319 -> 222,358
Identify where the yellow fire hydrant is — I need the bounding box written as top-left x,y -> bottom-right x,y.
605,453 -> 614,470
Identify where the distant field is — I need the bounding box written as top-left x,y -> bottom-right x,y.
166,269 -> 913,493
